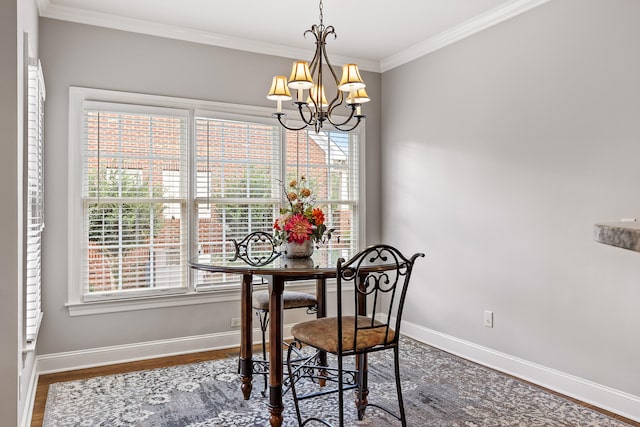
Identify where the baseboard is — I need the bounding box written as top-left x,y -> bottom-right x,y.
401,320 -> 640,423
37,325 -> 294,374
20,360 -> 39,427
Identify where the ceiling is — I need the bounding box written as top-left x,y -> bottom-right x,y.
37,0 -> 548,72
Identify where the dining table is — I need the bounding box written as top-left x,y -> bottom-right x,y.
188,248 -> 355,427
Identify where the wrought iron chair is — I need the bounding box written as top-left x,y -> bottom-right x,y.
286,244 -> 424,426
230,231 -> 318,395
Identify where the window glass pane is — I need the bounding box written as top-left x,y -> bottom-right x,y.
82,108 -> 187,296
286,129 -> 359,254
194,117 -> 281,289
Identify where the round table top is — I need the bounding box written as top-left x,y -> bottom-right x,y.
188,248 -> 353,277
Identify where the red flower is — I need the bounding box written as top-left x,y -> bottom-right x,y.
284,214 -> 313,243
273,219 -> 281,231
311,208 -> 325,225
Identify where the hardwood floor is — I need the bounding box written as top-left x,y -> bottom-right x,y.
31,346 -> 640,427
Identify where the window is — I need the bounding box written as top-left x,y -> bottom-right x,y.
193,113 -> 281,289
25,55 -> 45,344
284,129 -> 360,255
81,102 -> 188,300
68,88 -> 362,312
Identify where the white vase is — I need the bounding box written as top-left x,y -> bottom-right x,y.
282,239 -> 314,258
282,256 -> 315,269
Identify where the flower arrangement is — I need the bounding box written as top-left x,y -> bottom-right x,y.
273,176 -> 333,247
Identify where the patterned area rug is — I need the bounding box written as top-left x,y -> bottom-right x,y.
43,338 -> 632,426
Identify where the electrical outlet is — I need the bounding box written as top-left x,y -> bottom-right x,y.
231,318 -> 241,328
484,310 -> 493,328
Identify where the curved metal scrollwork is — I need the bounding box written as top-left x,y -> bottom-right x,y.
337,244 -> 425,348
286,340 -> 358,392
229,231 -> 281,266
340,245 -> 410,295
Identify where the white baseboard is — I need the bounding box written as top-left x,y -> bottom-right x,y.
37,325 -> 293,374
401,320 -> 640,423
20,361 -> 39,427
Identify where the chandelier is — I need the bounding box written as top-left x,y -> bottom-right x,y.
266,0 -> 370,134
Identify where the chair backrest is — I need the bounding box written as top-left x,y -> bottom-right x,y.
229,231 -> 281,266
336,244 -> 424,354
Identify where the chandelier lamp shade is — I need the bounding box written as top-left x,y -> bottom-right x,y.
266,0 -> 370,133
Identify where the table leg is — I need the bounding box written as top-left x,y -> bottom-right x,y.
268,276 -> 285,427
239,274 -> 253,400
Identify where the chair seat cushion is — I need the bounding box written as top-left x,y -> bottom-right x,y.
291,316 -> 395,353
252,290 -> 317,311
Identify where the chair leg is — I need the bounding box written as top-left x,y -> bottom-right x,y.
356,353 -> 366,420
256,310 -> 269,396
338,353 -> 344,427
286,341 -> 305,426
394,346 -> 407,427
256,310 -> 269,360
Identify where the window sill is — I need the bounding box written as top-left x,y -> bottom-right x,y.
65,281 -> 321,317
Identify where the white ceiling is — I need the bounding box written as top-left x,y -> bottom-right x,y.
37,0 -> 549,72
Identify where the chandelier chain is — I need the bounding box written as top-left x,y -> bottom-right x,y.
319,0 -> 324,28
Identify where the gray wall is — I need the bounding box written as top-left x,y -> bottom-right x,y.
1,0 -> 40,424
37,19 -> 381,355
0,1 -> 19,423
382,0 -> 640,397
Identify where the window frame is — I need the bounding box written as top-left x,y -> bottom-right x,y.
67,87 -> 365,316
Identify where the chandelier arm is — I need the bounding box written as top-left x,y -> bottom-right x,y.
321,25 -> 337,43
327,92 -> 345,114
296,103 -> 316,126
321,25 -> 343,110
320,26 -> 337,65
306,25 -> 321,76
320,26 -> 339,86
326,105 -> 356,127
274,113 -> 309,132
330,115 -> 365,132
305,25 -> 323,113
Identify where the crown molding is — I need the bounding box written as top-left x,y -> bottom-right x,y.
38,0 -> 549,74
37,0 -> 381,72
380,0 -> 551,72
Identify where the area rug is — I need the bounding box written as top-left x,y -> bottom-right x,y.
43,337 -> 632,426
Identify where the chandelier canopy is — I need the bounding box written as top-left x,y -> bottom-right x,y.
267,0 -> 370,133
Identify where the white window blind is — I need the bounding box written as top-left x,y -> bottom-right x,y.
193,115 -> 281,288
81,102 -> 188,299
25,58 -> 45,343
285,129 -> 360,259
